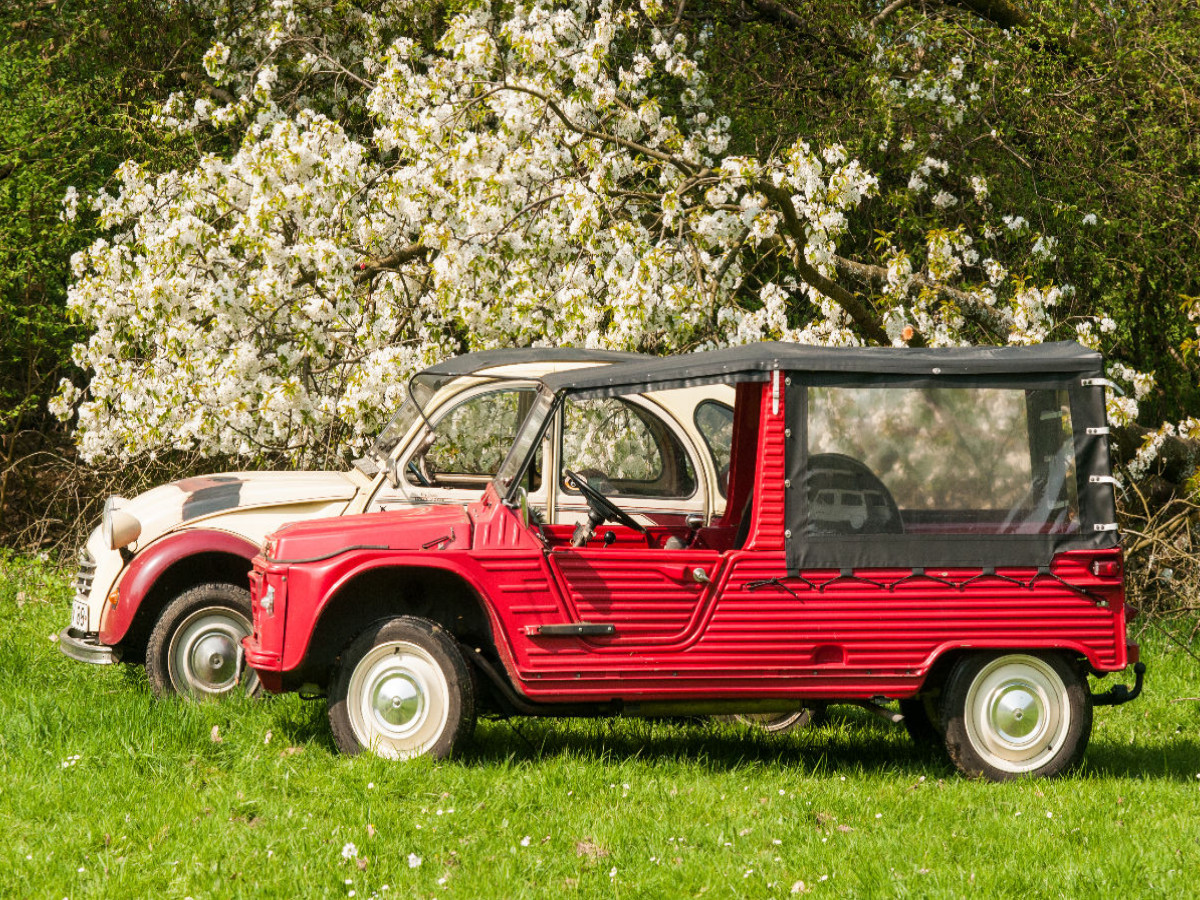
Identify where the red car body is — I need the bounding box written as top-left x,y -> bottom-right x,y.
245,342 -> 1142,778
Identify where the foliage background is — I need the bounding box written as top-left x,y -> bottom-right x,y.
2,0 -> 1199,587
0,0 -> 217,545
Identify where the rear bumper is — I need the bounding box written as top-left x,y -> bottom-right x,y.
1093,661 -> 1146,707
58,628 -> 122,665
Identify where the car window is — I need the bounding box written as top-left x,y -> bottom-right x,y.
561,397 -> 696,499
407,388 -> 542,491
693,400 -> 734,497
806,385 -> 1080,535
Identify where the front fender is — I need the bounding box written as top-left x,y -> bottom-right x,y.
100,529 -> 260,646
281,551 -> 520,681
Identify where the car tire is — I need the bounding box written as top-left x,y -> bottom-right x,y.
718,705 -> 827,733
328,616 -> 476,760
146,583 -> 262,699
941,652 -> 1090,781
899,694 -> 942,747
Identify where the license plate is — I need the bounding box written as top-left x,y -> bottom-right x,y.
72,599 -> 89,632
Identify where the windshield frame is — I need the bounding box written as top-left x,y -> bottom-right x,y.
494,386 -> 558,501
364,371 -> 444,470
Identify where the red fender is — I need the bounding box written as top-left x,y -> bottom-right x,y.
100,529 -> 260,646
282,552 -> 522,679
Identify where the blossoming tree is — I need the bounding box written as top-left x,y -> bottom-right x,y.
53,0 -> 1198,481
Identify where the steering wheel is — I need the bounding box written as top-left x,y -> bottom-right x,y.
563,469 -> 648,534
406,459 -> 432,487
806,453 -> 903,535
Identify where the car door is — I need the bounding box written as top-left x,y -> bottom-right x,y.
546,544 -> 723,645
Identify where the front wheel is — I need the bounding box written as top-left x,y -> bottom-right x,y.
146,583 -> 261,699
328,616 -> 476,760
899,694 -> 942,748
941,652 -> 1090,781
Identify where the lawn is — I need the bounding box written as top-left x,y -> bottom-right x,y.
2,554 -> 1198,899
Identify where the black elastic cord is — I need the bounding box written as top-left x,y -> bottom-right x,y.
891,567 -> 958,591
747,575 -> 817,599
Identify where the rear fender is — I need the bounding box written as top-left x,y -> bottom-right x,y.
100,529 -> 259,646
912,638 -> 1122,697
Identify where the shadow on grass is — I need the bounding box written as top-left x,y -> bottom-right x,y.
1084,736 -> 1200,782
261,694 -> 339,752
460,709 -> 1200,782
462,708 -> 954,778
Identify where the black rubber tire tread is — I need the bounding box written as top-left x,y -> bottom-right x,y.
145,582 -> 259,699
941,651 -> 1091,781
899,695 -> 942,748
328,616 -> 476,760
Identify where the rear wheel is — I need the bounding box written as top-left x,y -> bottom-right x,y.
328,616 -> 475,760
146,583 -> 261,699
941,652 -> 1090,781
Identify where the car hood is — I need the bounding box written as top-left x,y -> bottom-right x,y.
118,471 -> 360,548
267,504 -> 471,562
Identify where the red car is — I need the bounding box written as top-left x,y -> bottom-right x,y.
245,342 -> 1144,780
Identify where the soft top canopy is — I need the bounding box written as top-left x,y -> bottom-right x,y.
540,341 -> 1103,398
422,347 -> 643,379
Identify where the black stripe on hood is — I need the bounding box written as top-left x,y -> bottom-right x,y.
181,478 -> 244,522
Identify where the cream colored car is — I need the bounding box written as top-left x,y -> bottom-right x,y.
61,348 -> 734,698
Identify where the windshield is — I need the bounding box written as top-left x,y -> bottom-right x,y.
494,387 -> 556,498
367,373 -> 441,463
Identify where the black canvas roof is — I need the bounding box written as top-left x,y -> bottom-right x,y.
422,347 -> 644,378
540,341 -> 1103,397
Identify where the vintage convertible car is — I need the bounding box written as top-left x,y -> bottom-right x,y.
245,341 -> 1145,780
60,348 -> 735,699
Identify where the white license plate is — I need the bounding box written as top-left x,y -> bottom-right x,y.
72,599 -> 89,632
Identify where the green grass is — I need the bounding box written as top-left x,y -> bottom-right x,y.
2,555 -> 1199,899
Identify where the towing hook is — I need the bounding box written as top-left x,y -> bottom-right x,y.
1092,661 -> 1146,707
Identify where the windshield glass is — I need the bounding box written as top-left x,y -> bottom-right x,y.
368,373 -> 441,462
494,388 -> 556,497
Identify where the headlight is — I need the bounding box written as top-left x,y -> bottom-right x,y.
102,496 -> 142,550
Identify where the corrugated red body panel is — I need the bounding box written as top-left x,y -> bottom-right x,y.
548,550 -> 719,640
500,548 -> 1127,700
746,380 -> 786,551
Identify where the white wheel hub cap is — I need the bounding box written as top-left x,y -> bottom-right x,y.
964,655 -> 1070,774
348,641 -> 450,760
169,608 -> 254,697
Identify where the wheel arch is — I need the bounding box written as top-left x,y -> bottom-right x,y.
290,563 -> 504,690
915,641 -> 1099,696
100,529 -> 258,659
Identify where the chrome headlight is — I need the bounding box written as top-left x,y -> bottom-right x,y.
101,496 -> 142,550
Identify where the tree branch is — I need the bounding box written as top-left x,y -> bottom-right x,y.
499,82 -> 698,176
871,0 -> 916,30
757,183 -> 893,346
942,0 -> 1029,29
354,242 -> 429,284
745,0 -> 866,61
832,253 -> 1011,340
179,71 -> 234,105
